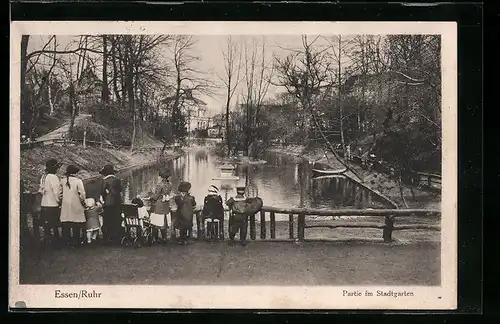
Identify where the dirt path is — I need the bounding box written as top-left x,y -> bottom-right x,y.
34,114 -> 92,143
20,241 -> 440,286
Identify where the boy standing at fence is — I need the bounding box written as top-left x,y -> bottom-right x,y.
226,187 -> 248,246
174,181 -> 196,245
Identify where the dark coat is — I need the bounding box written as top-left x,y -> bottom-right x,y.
202,194 -> 224,220
101,175 -> 123,207
174,194 -> 196,228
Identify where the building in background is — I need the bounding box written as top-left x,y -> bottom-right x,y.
188,106 -> 214,137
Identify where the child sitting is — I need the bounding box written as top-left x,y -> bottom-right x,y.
84,198 -> 103,245
202,185 -> 224,240
131,197 -> 149,235
174,181 -> 196,245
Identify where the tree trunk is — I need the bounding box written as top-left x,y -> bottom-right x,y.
68,83 -> 77,140
48,79 -> 54,115
20,36 -> 29,136
125,39 -> 136,152
338,36 -> 347,158
101,35 -> 110,105
110,37 -> 121,103
225,93 -> 231,156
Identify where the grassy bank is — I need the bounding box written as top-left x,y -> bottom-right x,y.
20,145 -> 179,193
268,145 -> 441,210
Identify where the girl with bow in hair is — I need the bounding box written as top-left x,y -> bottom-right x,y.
60,165 -> 87,246
39,159 -> 63,246
201,185 -> 224,240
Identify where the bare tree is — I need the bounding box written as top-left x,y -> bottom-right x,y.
241,37 -> 274,157
217,36 -> 243,156
162,35 -> 216,153
275,35 -> 361,178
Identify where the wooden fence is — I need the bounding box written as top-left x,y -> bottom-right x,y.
194,206 -> 440,243
20,192 -> 440,246
416,172 -> 442,190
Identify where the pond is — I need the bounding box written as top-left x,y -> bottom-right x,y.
84,147 -> 392,219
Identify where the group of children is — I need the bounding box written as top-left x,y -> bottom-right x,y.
127,168 -> 255,246
36,157 -> 256,247
126,169 -> 197,245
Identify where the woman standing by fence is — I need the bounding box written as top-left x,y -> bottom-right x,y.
60,165 -> 87,247
99,164 -> 123,245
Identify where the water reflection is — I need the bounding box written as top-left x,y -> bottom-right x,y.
84,148 -> 390,211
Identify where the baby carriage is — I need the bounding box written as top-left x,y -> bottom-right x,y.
120,203 -> 154,248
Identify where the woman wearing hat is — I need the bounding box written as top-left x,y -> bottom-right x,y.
60,165 -> 87,246
148,168 -> 173,243
173,181 -> 197,245
39,158 -> 63,246
99,164 -> 123,244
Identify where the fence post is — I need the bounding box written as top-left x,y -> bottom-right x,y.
383,215 -> 395,242
260,210 -> 266,240
289,214 -> 294,239
270,212 -> 276,239
250,214 -> 256,240
298,212 -> 305,241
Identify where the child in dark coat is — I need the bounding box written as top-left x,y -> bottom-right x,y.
226,186 -> 249,246
174,181 -> 197,245
202,185 -> 225,240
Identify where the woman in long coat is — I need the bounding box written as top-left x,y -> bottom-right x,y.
60,165 -> 87,246
99,164 -> 123,244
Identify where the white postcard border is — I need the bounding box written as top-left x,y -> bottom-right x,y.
9,21 -> 457,310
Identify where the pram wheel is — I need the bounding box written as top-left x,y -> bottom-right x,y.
133,237 -> 142,248
120,236 -> 131,246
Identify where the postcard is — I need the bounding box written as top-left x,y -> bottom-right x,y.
10,21 -> 457,310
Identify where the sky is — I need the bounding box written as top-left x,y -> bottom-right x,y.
27,34 -> 343,117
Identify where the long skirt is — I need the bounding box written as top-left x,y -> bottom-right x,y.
102,205 -> 123,241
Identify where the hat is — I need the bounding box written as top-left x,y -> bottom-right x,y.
131,197 -> 144,207
66,164 -> 80,176
45,158 -> 61,172
208,185 -> 219,195
178,181 -> 192,193
100,164 -> 116,176
159,169 -> 171,179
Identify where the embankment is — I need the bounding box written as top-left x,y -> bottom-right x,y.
20,145 -> 179,193
267,145 -> 441,209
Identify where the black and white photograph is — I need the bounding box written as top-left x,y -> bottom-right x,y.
10,21 -> 457,309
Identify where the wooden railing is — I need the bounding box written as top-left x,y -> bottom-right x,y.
20,193 -> 440,245
193,206 -> 440,243
416,172 -> 442,189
